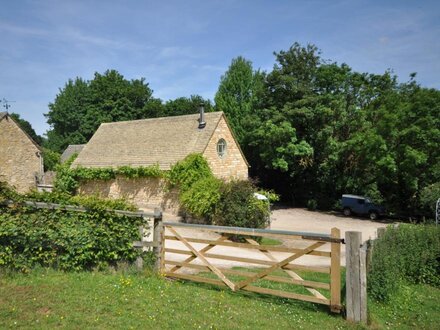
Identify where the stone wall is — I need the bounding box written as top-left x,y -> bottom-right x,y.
0,115 -> 42,193
203,116 -> 248,180
78,176 -> 180,214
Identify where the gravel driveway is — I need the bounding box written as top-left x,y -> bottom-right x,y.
161,208 -> 389,271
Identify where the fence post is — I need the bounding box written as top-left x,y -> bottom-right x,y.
135,221 -> 145,270
153,208 -> 164,273
330,227 -> 341,313
345,231 -> 367,324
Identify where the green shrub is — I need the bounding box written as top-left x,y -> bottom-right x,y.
180,176 -> 222,219
53,154 -> 79,194
213,180 -> 270,230
0,205 -> 143,272
420,183 -> 440,217
368,224 -> 440,302
167,154 -> 213,193
307,199 -> 317,211
0,181 -> 21,203
54,153 -> 164,195
42,148 -> 61,171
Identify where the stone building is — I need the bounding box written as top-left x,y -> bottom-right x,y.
72,111 -> 248,212
0,112 -> 43,193
61,144 -> 85,163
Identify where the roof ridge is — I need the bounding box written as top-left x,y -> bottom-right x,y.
100,111 -> 224,126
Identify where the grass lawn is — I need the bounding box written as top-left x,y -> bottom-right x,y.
260,237 -> 282,246
0,268 -> 438,329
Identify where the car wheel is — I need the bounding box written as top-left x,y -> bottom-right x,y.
369,211 -> 378,220
343,208 -> 351,216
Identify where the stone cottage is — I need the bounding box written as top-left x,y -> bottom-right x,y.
72,110 -> 248,213
0,112 -> 43,193
61,144 -> 85,163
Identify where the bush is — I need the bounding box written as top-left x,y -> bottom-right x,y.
0,181 -> 21,203
25,190 -> 137,212
42,148 -> 61,171
180,176 -> 222,219
213,180 -> 270,230
420,183 -> 440,217
368,224 -> 440,302
0,204 -> 143,272
167,154 -> 213,193
307,199 -> 317,211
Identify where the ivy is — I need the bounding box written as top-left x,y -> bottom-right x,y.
54,154 -> 164,194
0,182 -> 143,272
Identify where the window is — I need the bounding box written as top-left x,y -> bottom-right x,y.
217,138 -> 227,158
357,199 -> 365,205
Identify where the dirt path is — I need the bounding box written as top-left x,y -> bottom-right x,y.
159,208 -> 389,271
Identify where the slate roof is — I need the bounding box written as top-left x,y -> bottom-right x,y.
72,112 -> 225,170
61,144 -> 86,163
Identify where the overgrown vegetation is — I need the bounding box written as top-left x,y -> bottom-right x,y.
53,154 -> 163,194
0,181 -> 143,272
53,153 -> 275,229
168,154 -> 274,227
213,180 -> 270,230
368,224 -> 440,302
216,43 -> 440,216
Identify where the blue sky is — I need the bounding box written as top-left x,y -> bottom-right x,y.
1,0 -> 439,135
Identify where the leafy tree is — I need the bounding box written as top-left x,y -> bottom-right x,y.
9,113 -> 43,145
214,56 -> 263,144
45,70 -> 161,152
42,148 -> 61,171
163,95 -> 213,117
232,42 -> 439,214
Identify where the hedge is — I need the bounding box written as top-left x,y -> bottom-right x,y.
368,224 -> 440,302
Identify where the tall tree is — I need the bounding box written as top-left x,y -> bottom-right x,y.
45,70 -> 161,152
164,95 -> 213,117
214,56 -> 263,144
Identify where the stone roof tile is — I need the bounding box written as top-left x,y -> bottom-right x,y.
72,112 -> 224,169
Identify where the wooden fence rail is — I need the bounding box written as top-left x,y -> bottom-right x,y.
157,221 -> 343,313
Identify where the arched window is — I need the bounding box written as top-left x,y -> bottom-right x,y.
217,138 -> 227,158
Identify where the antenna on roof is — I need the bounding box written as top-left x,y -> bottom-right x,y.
1,98 -> 15,110
198,104 -> 206,129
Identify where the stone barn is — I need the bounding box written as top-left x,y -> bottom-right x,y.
0,112 -> 43,193
72,111 -> 248,213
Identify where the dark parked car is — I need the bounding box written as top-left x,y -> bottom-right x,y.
341,194 -> 386,220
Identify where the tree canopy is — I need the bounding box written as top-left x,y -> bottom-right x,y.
41,44 -> 439,216
45,70 -> 160,152
44,70 -> 213,153
215,43 -> 440,215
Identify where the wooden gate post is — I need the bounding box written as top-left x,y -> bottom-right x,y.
153,208 -> 164,273
345,231 -> 367,324
330,227 -> 341,313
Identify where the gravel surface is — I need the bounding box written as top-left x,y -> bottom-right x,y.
161,207 -> 390,271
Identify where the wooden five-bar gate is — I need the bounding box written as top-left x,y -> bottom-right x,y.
158,222 -> 343,313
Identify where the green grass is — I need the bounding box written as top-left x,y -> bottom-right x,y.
0,268 -> 438,329
260,237 -> 282,246
368,283 -> 440,329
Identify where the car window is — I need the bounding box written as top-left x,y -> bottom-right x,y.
357,199 -> 365,205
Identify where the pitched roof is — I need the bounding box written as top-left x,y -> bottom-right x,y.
61,144 -> 86,163
72,112 -> 225,170
0,111 -> 41,151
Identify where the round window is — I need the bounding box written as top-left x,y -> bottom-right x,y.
217,138 -> 227,158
